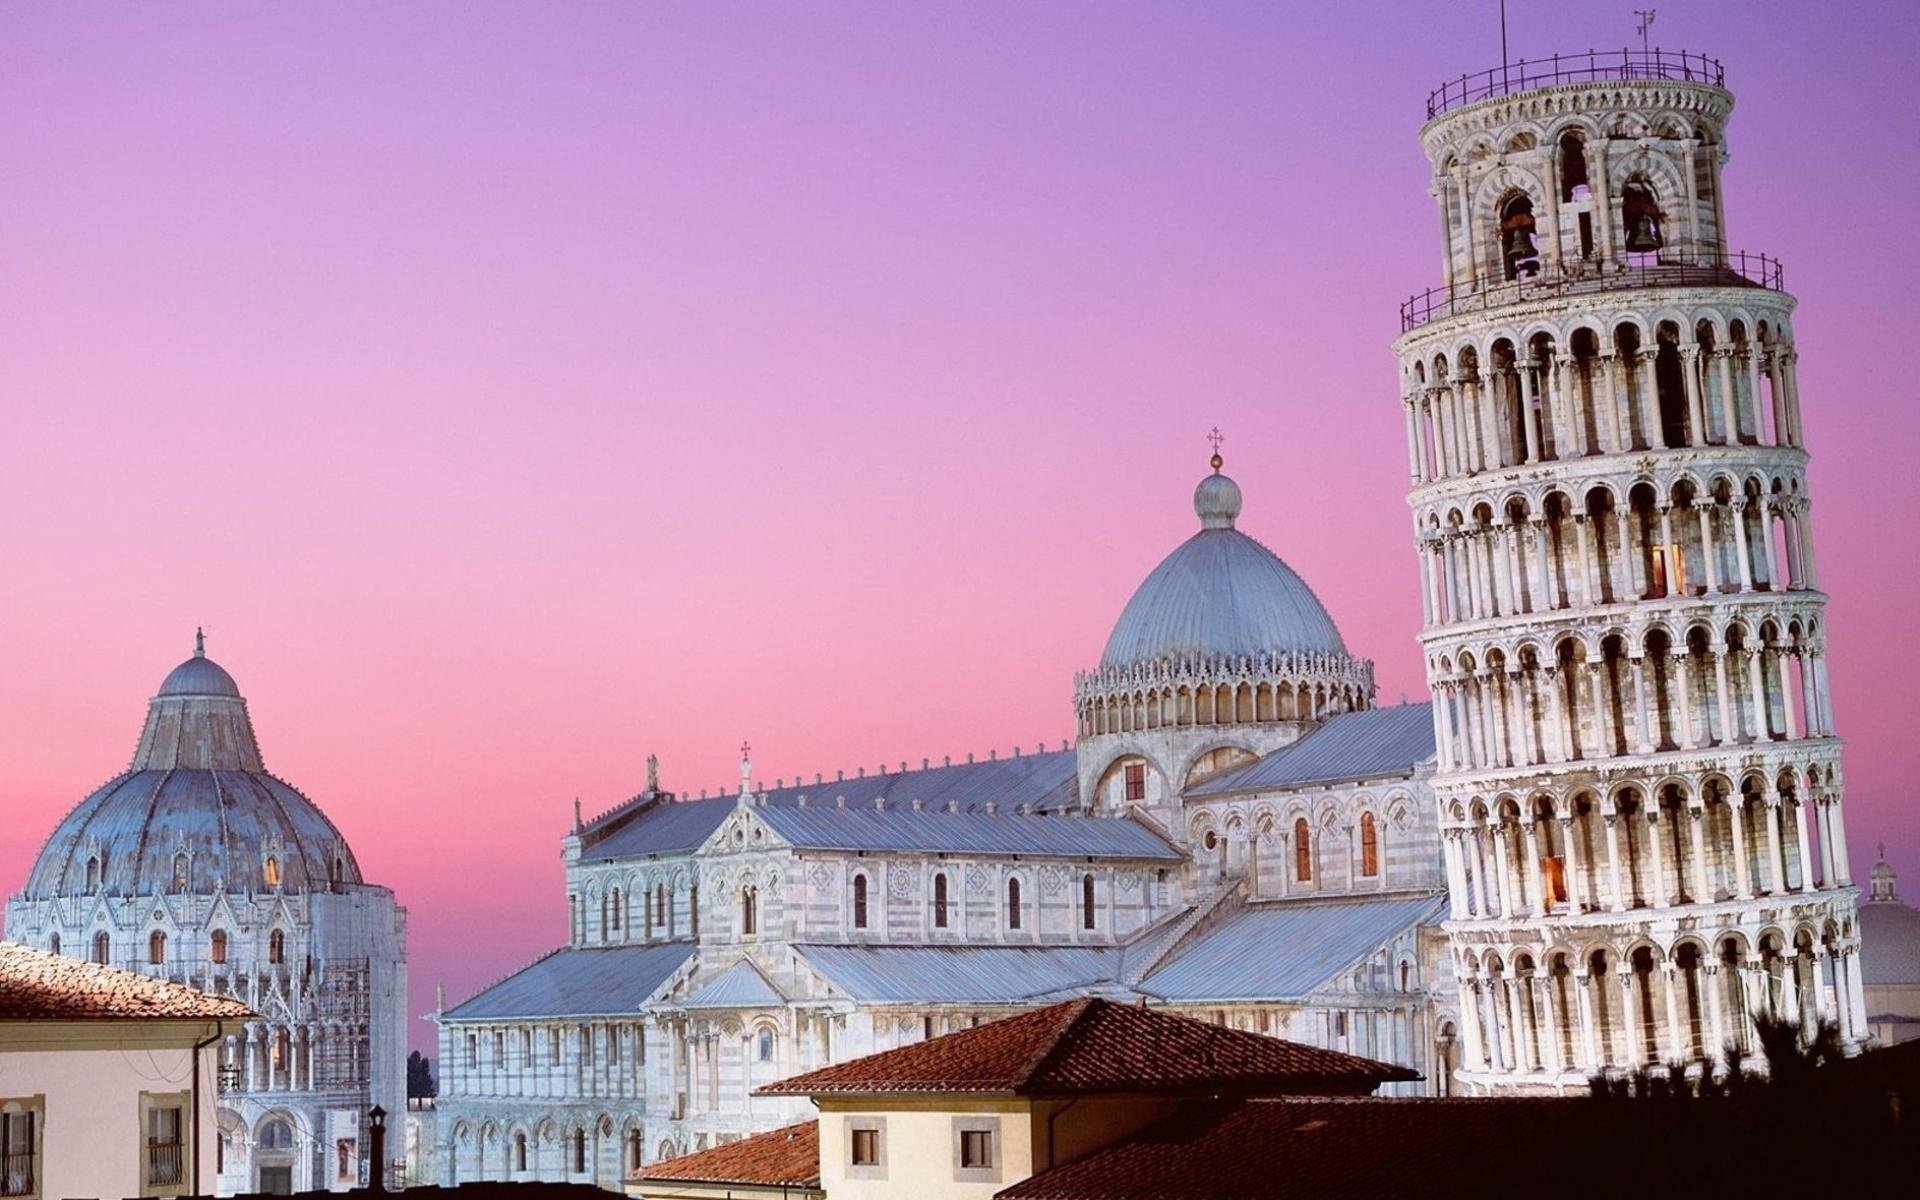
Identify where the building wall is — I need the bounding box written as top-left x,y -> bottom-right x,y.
818,1097 -> 1035,1200
0,1020 -> 223,1200
6,885 -> 408,1194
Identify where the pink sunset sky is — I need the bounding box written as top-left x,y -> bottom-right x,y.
3,2 -> 1917,1056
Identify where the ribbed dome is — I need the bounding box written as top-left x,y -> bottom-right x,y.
20,641 -> 362,899
1100,469 -> 1347,668
157,653 -> 241,698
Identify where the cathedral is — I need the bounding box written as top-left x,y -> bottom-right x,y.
4,638 -> 410,1193
428,47 -> 1870,1188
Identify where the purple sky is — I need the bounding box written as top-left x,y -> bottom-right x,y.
3,2 -> 1917,1056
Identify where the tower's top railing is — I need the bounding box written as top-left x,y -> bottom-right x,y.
1426,49 -> 1724,119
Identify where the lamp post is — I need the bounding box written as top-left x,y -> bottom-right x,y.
366,1106 -> 387,1194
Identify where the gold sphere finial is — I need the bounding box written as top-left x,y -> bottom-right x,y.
1206,426 -> 1224,473
1209,452 -> 1223,472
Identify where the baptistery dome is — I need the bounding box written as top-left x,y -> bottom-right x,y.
20,638 -> 362,900
1099,466 -> 1348,669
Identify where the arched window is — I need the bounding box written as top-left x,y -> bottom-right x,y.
1360,812 -> 1380,877
515,1132 -> 527,1171
1081,873 -> 1096,930
329,857 -> 342,885
610,888 -> 622,932
268,929 -> 285,965
48,932 -> 60,955
172,853 -> 189,892
628,1128 -> 643,1171
262,856 -> 281,889
92,931 -> 110,964
741,886 -> 757,937
211,929 -> 228,965
1294,818 -> 1312,882
1007,878 -> 1023,930
571,1129 -> 587,1174
85,856 -> 101,892
691,882 -> 699,938
1558,131 -> 1589,200
148,930 -> 167,965
258,1118 -> 292,1150
756,1027 -> 774,1062
852,875 -> 869,930
932,873 -> 949,928
655,883 -> 666,933
272,1028 -> 289,1071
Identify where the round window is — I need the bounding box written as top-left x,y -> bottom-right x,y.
1203,830 -> 1218,851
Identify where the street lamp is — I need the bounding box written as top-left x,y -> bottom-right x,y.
366,1106 -> 387,1194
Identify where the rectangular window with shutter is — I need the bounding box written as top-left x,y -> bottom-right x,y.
140,1093 -> 189,1197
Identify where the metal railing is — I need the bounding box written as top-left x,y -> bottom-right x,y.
1,1151 -> 33,1199
1399,248 -> 1783,333
1427,49 -> 1725,118
146,1140 -> 185,1187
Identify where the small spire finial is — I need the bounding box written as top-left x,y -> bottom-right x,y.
194,627 -> 206,657
740,741 -> 753,794
1207,426 -> 1224,473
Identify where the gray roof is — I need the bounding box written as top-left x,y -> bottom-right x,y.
798,944 -> 1125,1004
1136,893 -> 1447,1002
755,805 -> 1180,861
158,653 -> 242,698
1860,898 -> 1920,986
1100,472 -> 1347,668
22,649 -> 366,899
679,957 -> 787,1009
1187,704 -> 1435,797
445,942 -> 695,1020
24,769 -> 363,898
581,751 -> 1083,863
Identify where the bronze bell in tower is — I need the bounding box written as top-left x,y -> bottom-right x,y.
1625,212 -> 1663,252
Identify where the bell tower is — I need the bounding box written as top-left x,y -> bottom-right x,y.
1394,51 -> 1863,1092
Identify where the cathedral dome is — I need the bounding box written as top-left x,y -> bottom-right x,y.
1100,466 -> 1347,669
156,650 -> 242,698
19,639 -> 362,900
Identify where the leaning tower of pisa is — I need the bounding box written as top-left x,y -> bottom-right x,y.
1393,50 -> 1865,1093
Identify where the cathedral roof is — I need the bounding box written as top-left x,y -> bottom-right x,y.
579,750 -> 1084,863
1133,893 -> 1446,1002
19,639 -> 365,900
679,957 -> 788,1009
796,943 -> 1125,1005
443,942 -> 695,1021
1099,466 -> 1348,670
1185,704 -> 1436,797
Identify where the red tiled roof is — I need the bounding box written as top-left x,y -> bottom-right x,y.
631,1120 -> 820,1188
0,940 -> 255,1021
757,998 -> 1417,1097
996,1097 -> 1591,1199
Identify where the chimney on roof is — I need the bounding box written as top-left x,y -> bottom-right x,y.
967,753 -> 975,764
837,770 -> 844,782
875,797 -> 887,812
947,800 -> 959,813
943,755 -> 951,767
858,767 -> 866,778
797,794 -> 809,808
911,797 -> 923,811
989,749 -> 997,761
815,773 -> 823,785
922,757 -> 929,770
1014,745 -> 1021,757
1060,740 -> 1068,752
985,802 -> 997,814
1018,803 -> 1031,816
899,761 -> 907,773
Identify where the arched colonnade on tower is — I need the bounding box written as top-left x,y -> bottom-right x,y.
1428,611 -> 1833,775
1416,462 -> 1818,631
1401,307 -> 1800,487
1438,762 -> 1850,926
1453,913 -> 1869,1083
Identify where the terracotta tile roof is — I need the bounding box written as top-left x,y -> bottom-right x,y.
757,998 -> 1417,1097
631,1120 -> 820,1188
0,940 -> 254,1021
996,1097 -> 1593,1199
